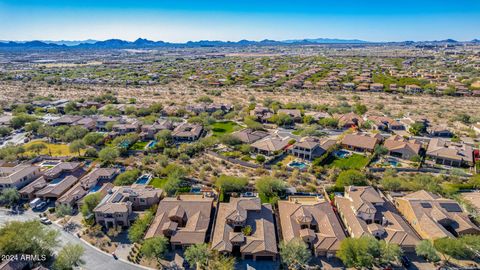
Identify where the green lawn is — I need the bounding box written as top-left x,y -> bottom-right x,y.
130,141 -> 148,150
209,121 -> 240,137
291,129 -> 302,135
149,178 -> 168,188
329,154 -> 370,170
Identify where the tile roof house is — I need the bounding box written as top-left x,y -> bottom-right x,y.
367,116 -> 404,131
95,116 -> 120,132
250,106 -> 274,123
0,163 -> 41,191
212,197 -> 278,261
144,195 -> 214,248
48,115 -> 96,130
288,137 -> 336,161
304,111 -> 330,121
35,175 -> 79,200
56,168 -> 118,207
337,112 -> 364,129
172,123 -> 204,142
18,162 -> 84,200
426,138 -> 474,167
43,162 -> 82,180
395,190 -> 480,240
341,133 -> 382,153
77,183 -> 115,211
49,115 -> 83,126
278,196 -> 346,256
427,125 -> 453,138
140,119 -> 174,140
231,129 -> 269,144
335,186 -> 420,251
383,135 -> 422,160
250,134 -> 292,156
277,109 -> 302,122
111,121 -> 141,136
94,185 -> 163,228
19,176 -> 47,200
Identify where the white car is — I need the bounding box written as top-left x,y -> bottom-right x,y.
35,202 -> 47,210
40,217 -> 52,225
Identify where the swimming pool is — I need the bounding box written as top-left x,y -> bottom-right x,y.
40,160 -> 60,167
334,150 -> 350,158
288,161 -> 308,170
146,140 -> 157,149
120,141 -> 130,148
191,187 -> 201,194
387,159 -> 399,167
135,174 -> 152,185
89,185 -> 102,193
50,178 -> 63,184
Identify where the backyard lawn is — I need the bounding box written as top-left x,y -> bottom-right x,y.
329,154 -> 370,170
130,141 -> 148,150
23,140 -> 85,157
209,121 -> 240,137
149,177 -> 168,188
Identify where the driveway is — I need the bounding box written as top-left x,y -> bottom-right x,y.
0,208 -> 145,270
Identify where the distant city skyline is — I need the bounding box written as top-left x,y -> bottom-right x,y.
1,0 -> 479,42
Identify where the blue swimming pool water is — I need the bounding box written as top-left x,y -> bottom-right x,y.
191,187 -> 201,194
120,141 -> 130,148
135,175 -> 151,185
89,185 -> 101,193
50,178 -> 63,184
334,150 -> 350,158
289,161 -> 307,169
388,159 -> 399,167
146,140 -> 157,149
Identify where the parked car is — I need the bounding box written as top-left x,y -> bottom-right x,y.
35,201 -> 47,210
29,198 -> 42,208
40,217 -> 52,225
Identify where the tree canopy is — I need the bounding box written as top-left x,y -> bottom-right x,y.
114,169 -> 140,186
53,243 -> 85,270
0,188 -> 20,206
0,220 -> 59,259
279,238 -> 311,269
337,236 -> 401,268
140,236 -> 169,262
415,240 -> 440,262
81,192 -> 102,218
335,169 -> 367,189
184,243 -> 210,269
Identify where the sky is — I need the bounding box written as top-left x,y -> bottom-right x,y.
0,0 -> 479,42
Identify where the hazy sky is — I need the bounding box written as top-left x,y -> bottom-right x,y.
1,0 -> 479,42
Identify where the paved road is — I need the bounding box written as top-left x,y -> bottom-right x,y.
0,209 -> 144,270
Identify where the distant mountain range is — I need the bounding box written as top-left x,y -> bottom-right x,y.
0,37 -> 478,50
283,38 -> 369,44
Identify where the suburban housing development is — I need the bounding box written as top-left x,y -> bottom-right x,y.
0,38 -> 480,270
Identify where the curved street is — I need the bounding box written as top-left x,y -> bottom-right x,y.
0,208 -> 145,270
